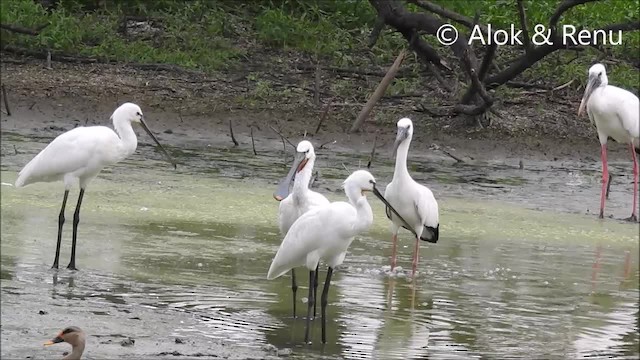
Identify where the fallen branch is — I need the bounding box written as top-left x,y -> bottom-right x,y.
268,125 -> 296,150
1,85 -> 11,116
0,23 -> 49,36
314,101 -> 332,135
229,120 -> 239,146
349,49 -> 408,133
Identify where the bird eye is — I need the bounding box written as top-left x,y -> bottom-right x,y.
136,112 -> 142,116
62,328 -> 75,334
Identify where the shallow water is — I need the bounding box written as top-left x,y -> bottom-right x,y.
1,130 -> 638,359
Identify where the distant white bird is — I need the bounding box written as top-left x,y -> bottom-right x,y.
267,170 -> 407,344
384,118 -> 440,278
15,102 -> 176,270
578,63 -> 639,221
272,140 -> 330,318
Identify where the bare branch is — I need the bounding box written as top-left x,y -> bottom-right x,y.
602,21 -> 640,32
516,0 -> 532,53
549,0 -> 599,30
368,15 -> 386,48
409,0 -> 488,34
0,23 -> 48,36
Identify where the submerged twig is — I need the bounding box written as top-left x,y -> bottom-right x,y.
366,134 -> 378,169
229,119 -> 239,146
318,140 -> 336,150
606,174 -> 613,199
250,126 -> 257,156
1,85 -> 11,116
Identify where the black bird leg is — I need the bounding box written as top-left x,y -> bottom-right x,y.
304,269 -> 315,344
313,264 -> 319,319
321,267 -> 334,344
291,269 -> 298,318
67,188 -> 84,270
52,190 -> 69,269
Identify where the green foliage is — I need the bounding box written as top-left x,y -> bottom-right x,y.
0,0 -> 637,90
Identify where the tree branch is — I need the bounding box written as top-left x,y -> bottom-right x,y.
516,0 -> 532,53
549,0 -> 599,30
409,0 -> 488,34
0,23 -> 48,36
368,15 -> 386,48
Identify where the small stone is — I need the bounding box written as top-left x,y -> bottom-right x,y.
164,129 -> 173,134
175,338 -> 184,344
38,310 -> 47,315
120,338 -> 135,347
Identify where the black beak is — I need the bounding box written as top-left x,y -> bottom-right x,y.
372,185 -> 417,238
44,336 -> 64,346
139,117 -> 177,169
273,152 -> 305,201
578,75 -> 600,117
392,126 -> 409,158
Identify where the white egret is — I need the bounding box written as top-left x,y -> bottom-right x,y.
267,170 -> 410,344
578,63 -> 639,221
384,118 -> 440,278
273,140 -> 330,318
15,102 -> 176,270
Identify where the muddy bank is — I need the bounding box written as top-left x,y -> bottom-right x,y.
0,58 -> 633,164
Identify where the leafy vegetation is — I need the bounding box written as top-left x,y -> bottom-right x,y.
0,0 -> 638,90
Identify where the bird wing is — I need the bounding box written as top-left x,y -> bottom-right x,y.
15,126 -> 117,187
267,201 -> 355,280
415,185 -> 440,241
615,90 -> 640,140
307,190 -> 330,207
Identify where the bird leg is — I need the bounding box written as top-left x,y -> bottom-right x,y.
304,269 -> 315,344
67,188 -> 84,270
52,190 -> 69,269
412,236 -> 420,278
599,144 -> 609,219
320,267 -> 333,344
291,269 -> 298,318
313,264 -> 319,319
628,144 -> 638,222
390,234 -> 398,271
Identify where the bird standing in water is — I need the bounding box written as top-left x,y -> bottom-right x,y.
268,170 -> 411,344
384,118 -> 440,278
15,102 -> 176,270
273,140 -> 329,318
578,63 -> 639,221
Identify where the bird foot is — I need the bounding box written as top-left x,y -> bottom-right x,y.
66,264 -> 78,271
51,264 -> 59,269
625,214 -> 638,223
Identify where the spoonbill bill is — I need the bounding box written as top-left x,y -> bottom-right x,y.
384,118 -> 440,278
578,63 -> 639,221
273,140 -> 330,318
44,326 -> 86,360
267,170 -> 410,344
15,102 -> 176,270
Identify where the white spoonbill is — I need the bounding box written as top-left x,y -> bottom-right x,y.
273,140 -> 330,318
578,63 -> 639,221
267,170 -> 410,344
15,102 -> 176,270
384,118 -> 440,278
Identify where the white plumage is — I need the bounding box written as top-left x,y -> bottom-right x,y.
272,140 -> 330,318
267,170 -> 381,344
384,118 -> 440,278
578,63 -> 639,221
15,102 -> 174,270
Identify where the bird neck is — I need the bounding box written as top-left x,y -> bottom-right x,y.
64,341 -> 85,360
393,138 -> 411,180
112,117 -> 138,158
344,185 -> 373,233
292,158 -> 315,197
